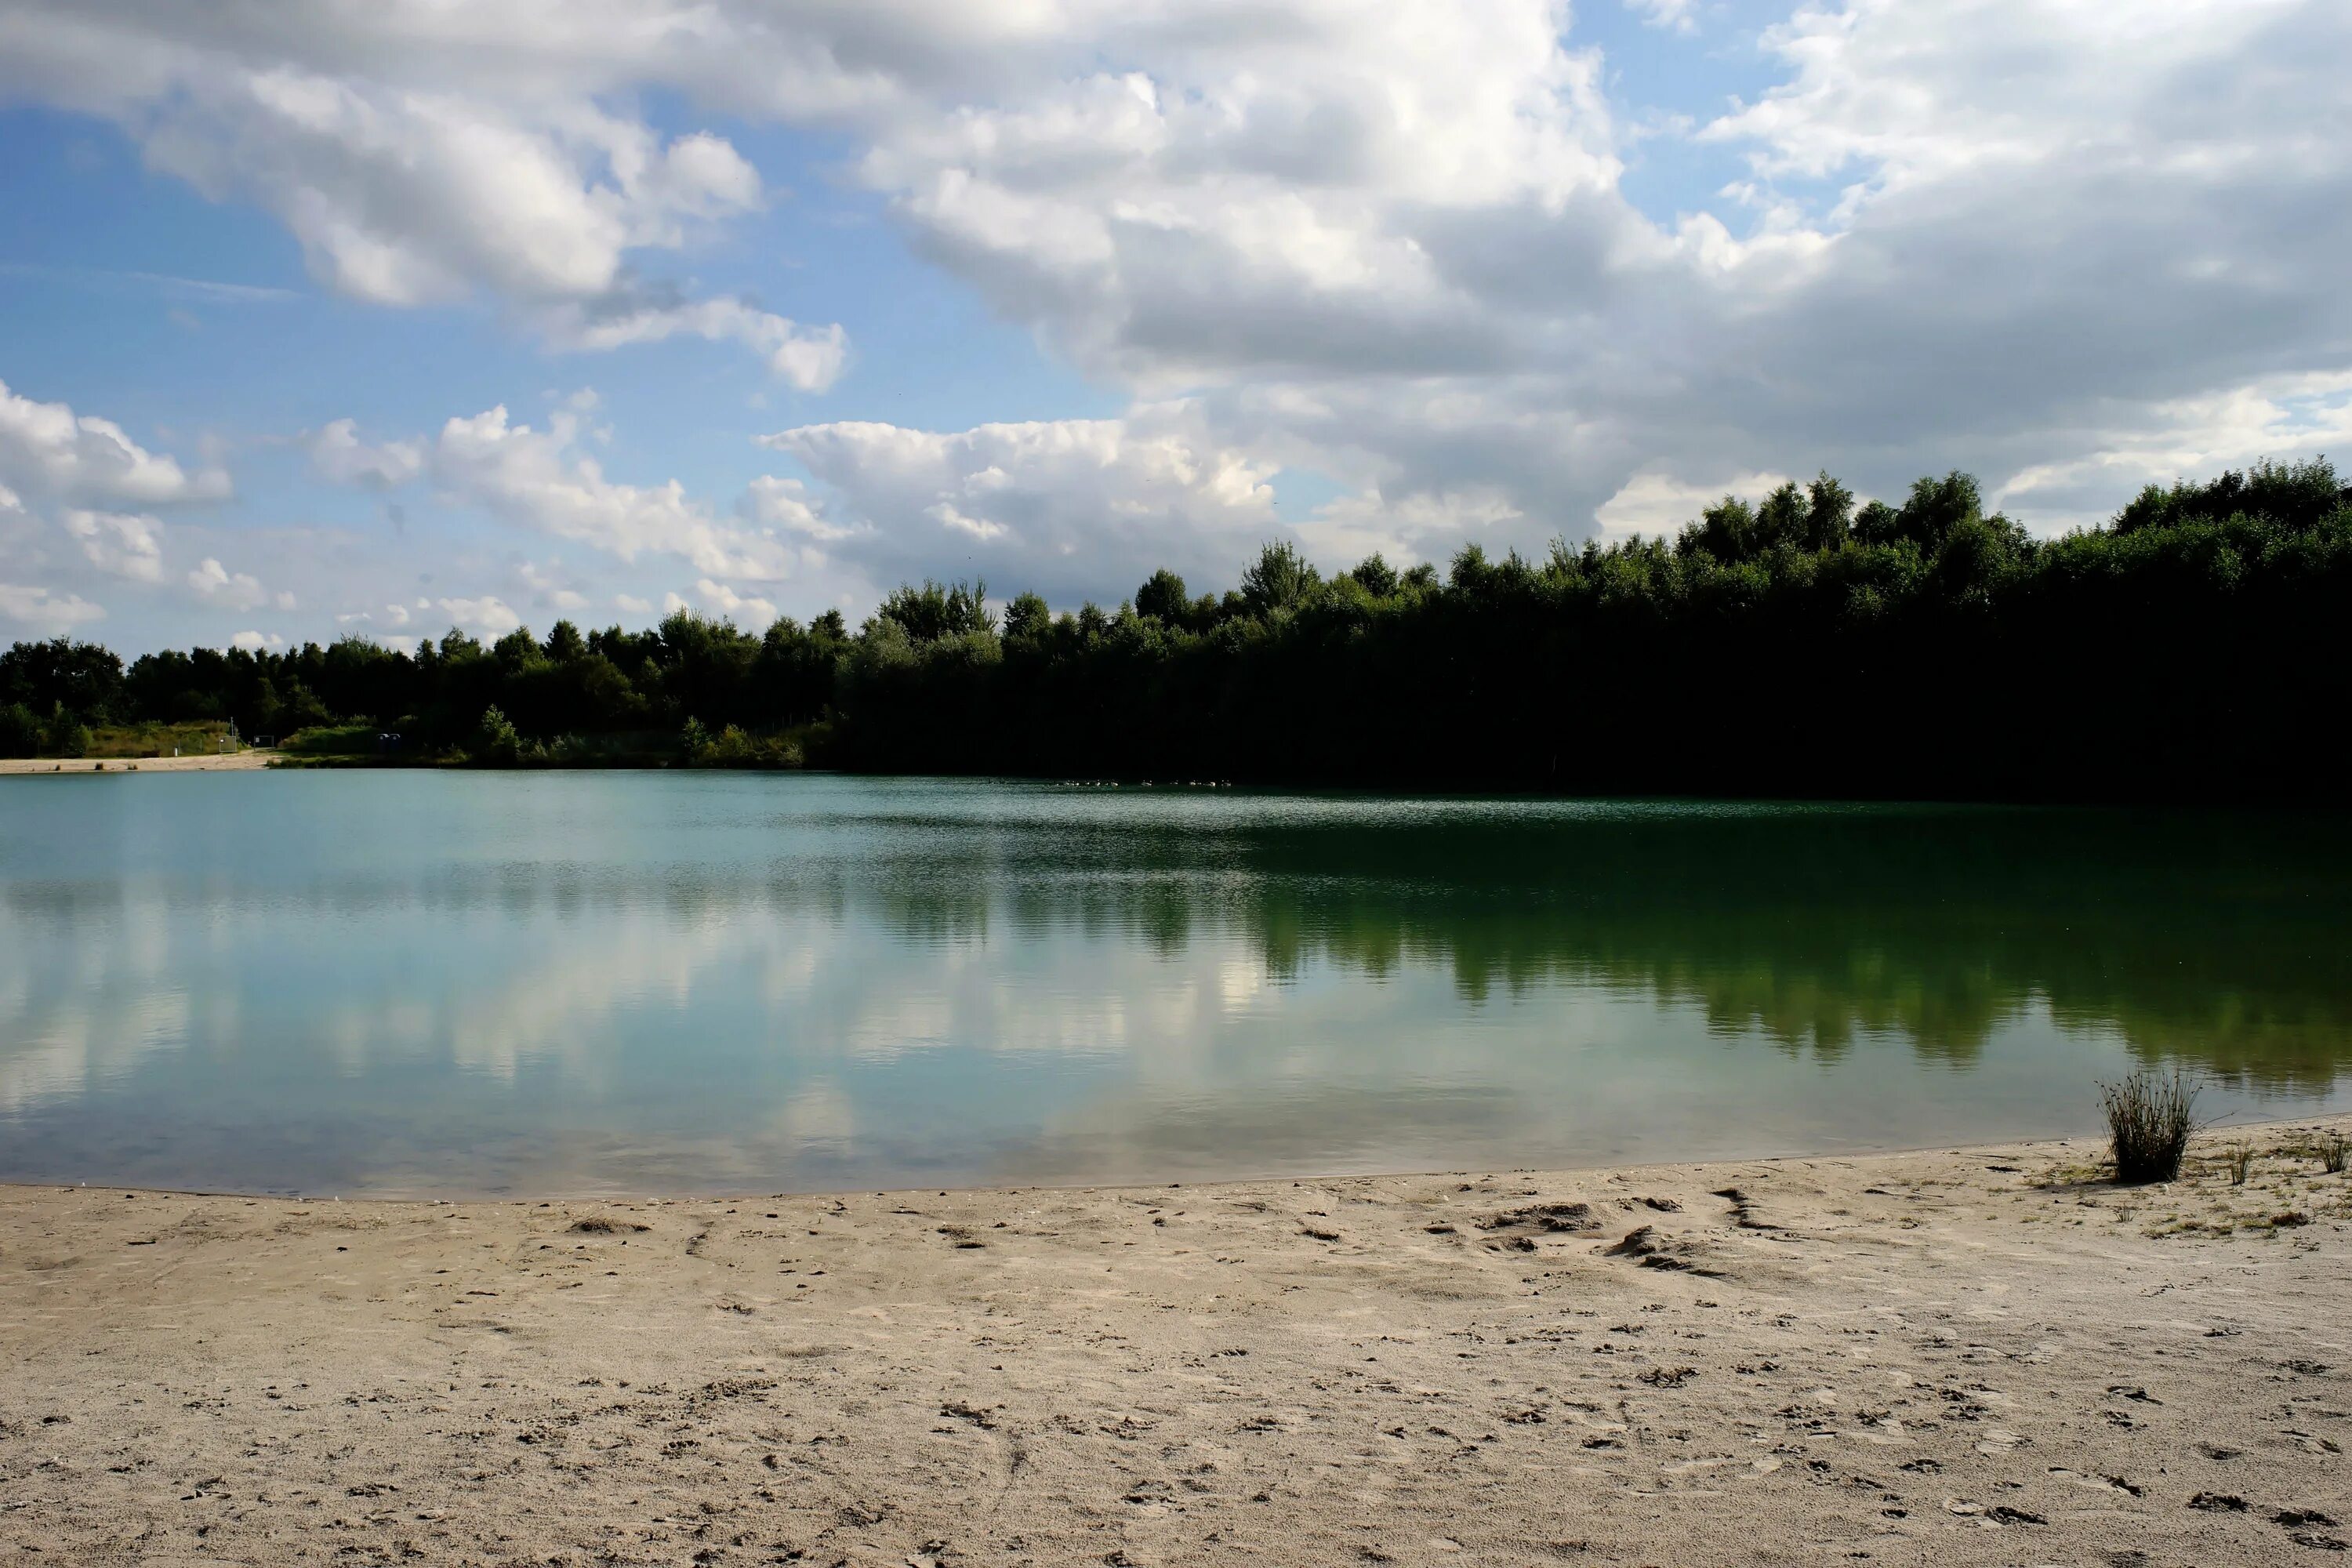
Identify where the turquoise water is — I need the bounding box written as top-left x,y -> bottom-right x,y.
1,771 -> 2347,1196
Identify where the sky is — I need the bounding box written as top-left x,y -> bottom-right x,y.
0,0 -> 2347,656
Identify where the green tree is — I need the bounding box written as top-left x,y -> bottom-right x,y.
1240,541 -> 1319,616
42,703 -> 91,758
0,702 -> 38,758
1349,554 -> 1399,597
1134,568 -> 1189,623
474,705 -> 521,764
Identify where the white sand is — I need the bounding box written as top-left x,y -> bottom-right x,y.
0,750 -> 274,775
4,1120 -> 2348,1565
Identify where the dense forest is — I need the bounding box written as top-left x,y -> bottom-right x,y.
5,459 -> 2349,800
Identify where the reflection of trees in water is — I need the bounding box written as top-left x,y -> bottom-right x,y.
34,800 -> 2336,1090
835,806 -> 2352,1091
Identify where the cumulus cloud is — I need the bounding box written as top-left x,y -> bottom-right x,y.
758,408 -> 1280,602
307,419 -> 423,488
431,403 -> 802,579
187,556 -> 292,612
433,595 -> 523,637
5,0 -> 2350,608
1626,0 -> 1697,33
515,561 -> 591,613
0,8 -> 842,373
1593,470 -> 1798,543
546,298 -> 850,391
0,581 -> 104,633
739,475 -> 863,550
227,630 -> 285,652
1299,485 -> 1528,569
0,377 -> 227,506
62,509 -> 165,582
694,577 -> 779,625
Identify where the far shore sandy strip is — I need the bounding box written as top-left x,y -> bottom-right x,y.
0,749 -> 275,775
5,1119 -> 2348,1566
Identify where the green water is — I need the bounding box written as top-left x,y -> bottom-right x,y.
0,771 -> 2345,1196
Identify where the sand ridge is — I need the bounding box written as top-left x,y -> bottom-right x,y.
2,1121 -> 2348,1565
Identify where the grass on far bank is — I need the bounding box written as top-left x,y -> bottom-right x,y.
84,720 -> 247,760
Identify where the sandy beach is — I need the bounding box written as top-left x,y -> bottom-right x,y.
0,751 -> 274,775
3,1121 -> 2347,1566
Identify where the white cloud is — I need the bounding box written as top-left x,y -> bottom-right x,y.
3,0 -> 2350,612
186,556 -> 287,612
614,593 -> 653,615
1301,485 -> 1526,568
62,509 -> 165,582
0,377 -> 227,505
546,299 -> 849,391
431,403 -> 802,579
759,408 -> 1281,601
1625,0 -> 1697,33
742,474 -> 858,543
0,9 -> 845,375
227,630 -> 285,652
307,419 -> 423,488
432,595 -> 523,637
515,560 -> 591,612
1593,470 -> 1796,543
1991,372 -> 2352,535
695,577 -> 779,625
336,601 -> 419,637
145,75 -> 757,310
0,581 -> 104,633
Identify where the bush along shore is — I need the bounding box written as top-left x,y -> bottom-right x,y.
5,459 -> 2351,798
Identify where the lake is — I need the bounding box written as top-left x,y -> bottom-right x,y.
1,771 -> 2347,1196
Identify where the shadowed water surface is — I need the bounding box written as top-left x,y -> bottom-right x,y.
2,771 -> 2347,1196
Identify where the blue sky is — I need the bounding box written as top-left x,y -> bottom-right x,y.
0,0 -> 2346,654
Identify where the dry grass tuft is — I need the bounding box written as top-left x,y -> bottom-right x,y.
2099,1071 -> 2198,1185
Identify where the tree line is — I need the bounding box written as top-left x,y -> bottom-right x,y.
5,459 -> 2348,800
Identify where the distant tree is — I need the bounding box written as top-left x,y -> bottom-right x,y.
875,579 -> 991,641
0,702 -> 37,758
0,637 -> 124,722
30,456 -> 2352,801
42,703 -> 92,759
1135,568 -> 1189,624
1754,482 -> 1808,554
543,620 -> 587,663
1682,495 -> 1758,561
1349,554 -> 1399,597
1852,498 -> 1903,547
474,705 -> 521,764
1805,471 -> 1856,550
1893,471 -> 1983,551
1001,592 -> 1053,641
1240,542 -> 1319,615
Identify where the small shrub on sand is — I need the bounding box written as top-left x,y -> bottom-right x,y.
2099,1071 -> 2199,1185
2227,1145 -> 2254,1186
2319,1133 -> 2349,1175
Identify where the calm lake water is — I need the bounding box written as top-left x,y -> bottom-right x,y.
1,772 -> 2347,1196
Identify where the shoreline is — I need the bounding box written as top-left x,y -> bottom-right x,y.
6,1118 -> 2348,1564
10,1108 -> 2346,1207
0,749 -> 275,774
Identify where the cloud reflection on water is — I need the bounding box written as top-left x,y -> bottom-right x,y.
0,774 -> 2346,1194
